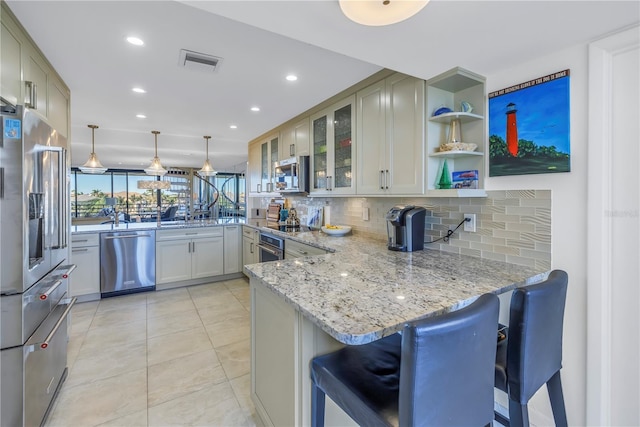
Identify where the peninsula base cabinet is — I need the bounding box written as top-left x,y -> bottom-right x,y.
223,225 -> 242,274
69,233 -> 100,301
251,280 -> 357,427
156,228 -> 224,285
242,226 -> 259,276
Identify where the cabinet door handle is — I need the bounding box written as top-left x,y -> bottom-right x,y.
385,170 -> 390,189
380,170 -> 384,189
72,248 -> 89,253
24,81 -> 37,109
327,176 -> 332,191
250,242 -> 254,254
192,241 -> 196,253
257,184 -> 262,193
289,144 -> 295,157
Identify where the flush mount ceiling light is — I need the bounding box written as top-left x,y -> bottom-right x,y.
79,124 -> 107,174
251,106 -> 260,112
286,74 -> 298,81
126,36 -> 144,46
132,87 -> 146,94
339,0 -> 429,26
229,125 -> 238,129
136,114 -> 147,119
144,130 -> 167,177
198,135 -> 217,176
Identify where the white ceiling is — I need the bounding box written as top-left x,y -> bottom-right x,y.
7,1 -> 639,173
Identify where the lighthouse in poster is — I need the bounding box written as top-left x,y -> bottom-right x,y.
506,102 -> 518,156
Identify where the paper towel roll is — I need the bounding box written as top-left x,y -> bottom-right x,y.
324,206 -> 331,225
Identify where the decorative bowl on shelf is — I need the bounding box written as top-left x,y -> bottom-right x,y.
439,142 -> 477,152
433,106 -> 453,116
321,225 -> 352,236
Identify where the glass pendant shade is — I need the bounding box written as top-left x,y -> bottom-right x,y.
144,130 -> 167,177
198,135 -> 217,176
339,0 -> 429,26
137,180 -> 171,190
79,124 -> 107,174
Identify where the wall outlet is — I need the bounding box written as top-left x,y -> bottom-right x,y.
464,213 -> 476,232
362,207 -> 370,221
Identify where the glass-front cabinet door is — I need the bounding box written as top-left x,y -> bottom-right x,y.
311,114 -> 328,192
310,95 -> 355,195
260,134 -> 279,193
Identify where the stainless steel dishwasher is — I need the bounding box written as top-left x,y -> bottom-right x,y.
100,230 -> 156,297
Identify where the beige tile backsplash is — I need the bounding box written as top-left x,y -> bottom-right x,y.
258,190 -> 552,271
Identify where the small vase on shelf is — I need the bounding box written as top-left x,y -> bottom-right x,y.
438,159 -> 452,189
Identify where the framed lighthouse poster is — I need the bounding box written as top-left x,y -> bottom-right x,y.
488,70 -> 570,177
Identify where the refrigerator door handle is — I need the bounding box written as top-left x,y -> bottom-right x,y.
44,146 -> 67,249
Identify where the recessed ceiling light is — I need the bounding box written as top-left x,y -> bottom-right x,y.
132,87 -> 146,94
229,125 -> 238,129
136,114 -> 146,119
126,36 -> 144,46
286,74 -> 298,82
251,106 -> 260,112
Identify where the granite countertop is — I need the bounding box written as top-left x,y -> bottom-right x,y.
71,218 -> 247,234
244,223 -> 548,345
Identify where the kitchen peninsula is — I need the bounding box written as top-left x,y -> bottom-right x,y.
244,228 -> 547,427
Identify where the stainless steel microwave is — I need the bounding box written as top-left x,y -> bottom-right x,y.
273,156 -> 309,194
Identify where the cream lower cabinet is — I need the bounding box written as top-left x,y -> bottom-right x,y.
69,233 -> 100,300
357,73 -> 425,195
156,227 -> 224,284
223,225 -> 242,274
251,280 -> 357,427
242,226 -> 259,276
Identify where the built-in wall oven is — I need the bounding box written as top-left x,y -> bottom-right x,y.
1,105 -> 76,427
258,232 -> 284,262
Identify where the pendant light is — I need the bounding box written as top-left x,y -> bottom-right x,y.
79,124 -> 107,174
144,130 -> 167,176
198,135 -> 217,176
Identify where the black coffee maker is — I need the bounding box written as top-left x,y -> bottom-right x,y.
385,205 -> 427,252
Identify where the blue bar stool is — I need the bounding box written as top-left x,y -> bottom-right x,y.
494,270 -> 569,427
310,293 -> 500,427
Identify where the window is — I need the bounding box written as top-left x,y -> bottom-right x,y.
71,169 -> 246,222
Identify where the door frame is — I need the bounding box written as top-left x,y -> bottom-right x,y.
586,24 -> 640,426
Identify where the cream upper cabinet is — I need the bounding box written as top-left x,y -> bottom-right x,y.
248,134 -> 280,196
247,141 -> 262,195
1,3 -> 70,137
260,134 -> 280,194
48,75 -> 70,138
22,43 -> 49,115
1,12 -> 23,108
280,118 -> 310,158
357,74 -> 425,195
310,95 -> 356,196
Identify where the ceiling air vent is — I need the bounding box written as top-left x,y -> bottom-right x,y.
178,49 -> 223,73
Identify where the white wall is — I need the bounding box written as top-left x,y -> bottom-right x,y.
485,45 -> 589,425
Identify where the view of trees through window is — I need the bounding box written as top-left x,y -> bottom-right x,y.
71,169 -> 245,222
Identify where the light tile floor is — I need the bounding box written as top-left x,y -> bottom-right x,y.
45,277 -> 263,427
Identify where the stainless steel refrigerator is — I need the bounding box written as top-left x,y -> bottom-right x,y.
1,105 -> 76,427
